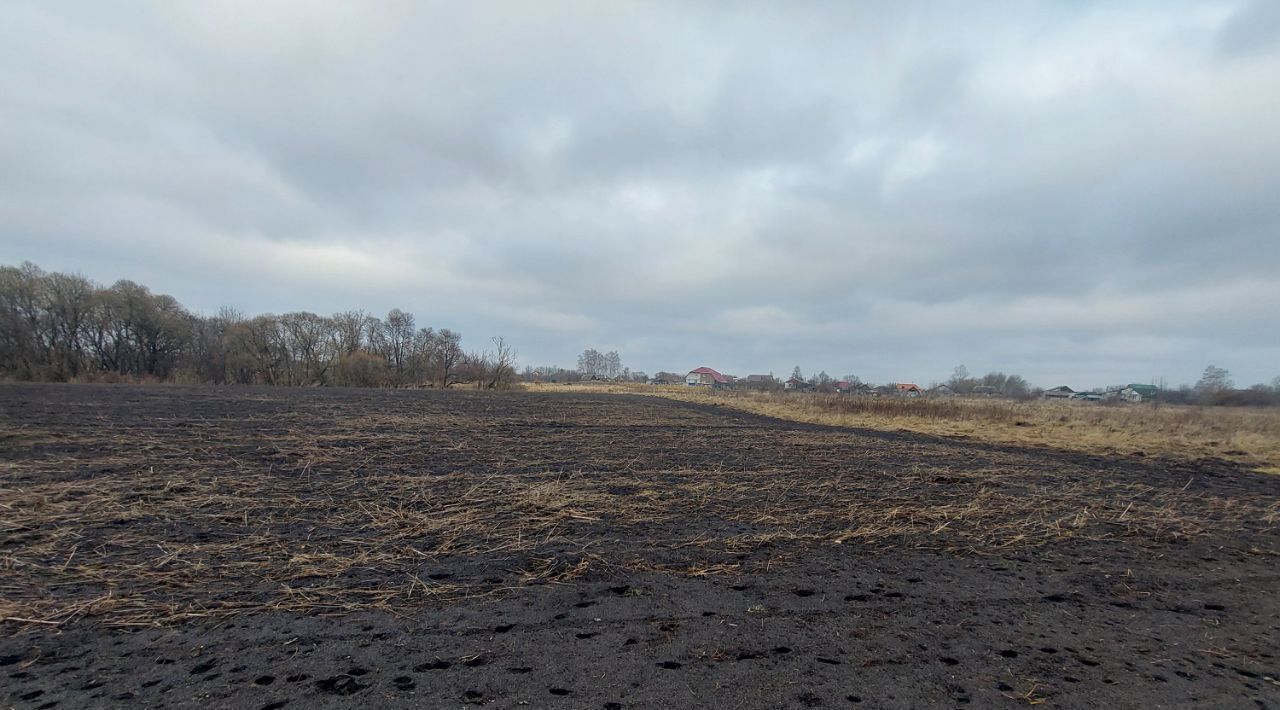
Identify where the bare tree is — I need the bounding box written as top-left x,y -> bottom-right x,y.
0,263 -> 42,379
486,336 -> 517,389
43,271 -> 94,379
947,365 -> 976,394
578,348 -> 605,377
1195,365 -> 1233,395
362,316 -> 387,361
0,262 -> 500,391
604,350 -> 622,378
331,310 -> 369,355
432,328 -> 464,387
224,315 -> 285,385
186,308 -> 241,384
407,326 -> 435,384
280,312 -> 336,385
462,349 -> 489,388
383,308 -> 415,384
815,371 -> 834,391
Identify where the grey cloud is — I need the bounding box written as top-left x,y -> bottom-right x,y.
1,0 -> 1278,387
1218,0 -> 1280,59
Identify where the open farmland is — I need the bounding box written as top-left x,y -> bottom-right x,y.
2,385 -> 1279,709
530,383 -> 1280,474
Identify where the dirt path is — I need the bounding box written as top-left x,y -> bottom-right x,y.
2,385 -> 1277,709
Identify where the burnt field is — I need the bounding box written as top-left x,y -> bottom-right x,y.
1,384 -> 1278,709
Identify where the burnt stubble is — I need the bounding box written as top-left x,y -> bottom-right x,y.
1,384 -> 1277,708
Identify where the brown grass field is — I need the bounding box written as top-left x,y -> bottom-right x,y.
528,382 -> 1280,474
2,384 -> 1278,709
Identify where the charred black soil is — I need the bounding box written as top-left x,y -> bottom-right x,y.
1,384 -> 1277,708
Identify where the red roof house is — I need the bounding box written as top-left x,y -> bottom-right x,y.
686,367 -> 730,386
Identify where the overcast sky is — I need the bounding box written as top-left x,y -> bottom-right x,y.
3,1 -> 1278,388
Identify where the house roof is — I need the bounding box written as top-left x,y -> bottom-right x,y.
896,383 -> 921,390
688,366 -> 730,384
1125,384 -> 1159,394
1047,385 -> 1074,393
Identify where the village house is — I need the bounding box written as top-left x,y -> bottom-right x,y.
895,383 -> 922,397
686,367 -> 731,387
1043,385 -> 1075,399
1116,384 -> 1159,402
785,377 -> 814,391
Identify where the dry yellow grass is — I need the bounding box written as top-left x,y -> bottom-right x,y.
4,384 -> 1277,629
525,382 -> 1280,472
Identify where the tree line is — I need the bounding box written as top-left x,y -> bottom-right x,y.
944,365 -> 1032,397
775,366 -> 1035,398
517,350 -> 647,383
0,262 -> 516,388
1161,365 -> 1280,407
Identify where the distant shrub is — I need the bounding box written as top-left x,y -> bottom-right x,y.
333,351 -> 389,388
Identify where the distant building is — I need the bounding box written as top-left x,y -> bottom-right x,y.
929,384 -> 955,396
743,374 -> 776,389
972,385 -> 998,396
686,367 -> 730,387
785,377 -> 814,391
1119,384 -> 1159,402
895,383 -> 922,397
1043,385 -> 1074,399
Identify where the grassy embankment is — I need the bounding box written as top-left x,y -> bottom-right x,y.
524,382 -> 1280,473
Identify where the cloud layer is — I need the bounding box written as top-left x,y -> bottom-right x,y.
3,1 -> 1278,387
